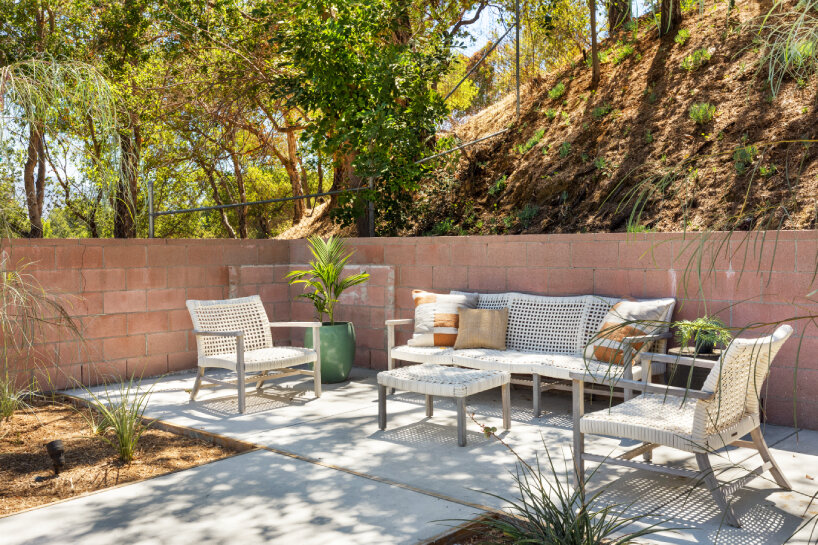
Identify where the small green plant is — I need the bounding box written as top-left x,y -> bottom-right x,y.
517,204 -> 539,229
0,376 -> 31,422
760,164 -> 778,177
673,316 -> 732,353
559,141 -> 571,157
431,218 -> 456,235
689,102 -> 715,124
644,129 -> 654,143
592,102 -> 612,119
681,48 -> 711,71
733,144 -> 758,174
594,156 -> 607,170
287,236 -> 370,324
675,28 -> 691,45
612,44 -> 635,65
82,378 -> 154,463
544,108 -> 557,120
517,128 -> 546,154
626,221 -> 653,233
488,175 -> 507,196
548,82 -> 566,100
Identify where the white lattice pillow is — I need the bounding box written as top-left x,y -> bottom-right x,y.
584,298 -> 675,364
407,290 -> 478,347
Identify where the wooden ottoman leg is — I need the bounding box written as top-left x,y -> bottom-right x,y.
502,382 -> 511,430
533,374 -> 541,418
457,397 -> 467,447
425,395 -> 434,417
378,384 -> 387,430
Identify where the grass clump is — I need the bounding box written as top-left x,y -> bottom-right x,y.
733,144 -> 758,174
488,175 -> 507,196
592,102 -> 612,119
549,82 -> 566,100
681,48 -> 711,71
689,102 -> 715,124
517,204 -> 539,229
559,141 -> 571,157
82,377 -> 154,463
517,128 -> 546,154
1,376 -> 31,422
675,28 -> 691,46
644,129 -> 654,143
612,44 -> 635,65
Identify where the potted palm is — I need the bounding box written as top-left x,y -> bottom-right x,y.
286,236 -> 370,383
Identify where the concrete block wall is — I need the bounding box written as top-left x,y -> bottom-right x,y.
3,230 -> 816,428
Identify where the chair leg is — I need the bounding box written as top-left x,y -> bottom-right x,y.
190,367 -> 205,401
572,379 -> 585,490
378,385 -> 387,430
425,395 -> 434,417
695,453 -> 741,528
502,382 -> 511,431
255,371 -> 268,393
533,374 -> 541,418
750,427 -> 791,490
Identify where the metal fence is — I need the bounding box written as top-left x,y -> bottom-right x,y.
148,1 -> 521,238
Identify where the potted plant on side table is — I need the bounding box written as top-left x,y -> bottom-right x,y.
286,236 -> 370,383
667,316 -> 733,389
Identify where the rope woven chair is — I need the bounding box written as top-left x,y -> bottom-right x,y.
571,325 -> 794,527
186,295 -> 322,413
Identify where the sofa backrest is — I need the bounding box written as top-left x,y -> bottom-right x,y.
451,290 -> 675,355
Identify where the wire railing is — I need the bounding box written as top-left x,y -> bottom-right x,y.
148,0 -> 521,238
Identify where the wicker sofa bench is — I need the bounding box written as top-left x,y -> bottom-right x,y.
386,292 -> 675,416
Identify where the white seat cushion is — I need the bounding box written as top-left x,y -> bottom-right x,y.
201,347 -> 317,372
391,345 -> 456,365
451,349 -> 642,380
580,394 -> 759,453
377,364 -> 509,397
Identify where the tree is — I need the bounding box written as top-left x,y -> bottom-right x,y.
590,0 -> 600,89
659,0 -> 682,37
607,0 -> 631,33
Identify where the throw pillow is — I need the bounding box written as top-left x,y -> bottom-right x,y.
407,290 -> 478,347
454,308 -> 509,350
584,298 -> 674,365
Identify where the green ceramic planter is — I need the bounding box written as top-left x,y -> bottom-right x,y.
304,322 -> 356,384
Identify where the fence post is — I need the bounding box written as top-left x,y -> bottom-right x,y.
368,177 -> 375,237
148,178 -> 155,238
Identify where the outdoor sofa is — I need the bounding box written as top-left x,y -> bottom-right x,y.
386,291 -> 675,416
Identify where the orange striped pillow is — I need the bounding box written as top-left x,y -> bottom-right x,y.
584,299 -> 674,365
407,290 -> 478,347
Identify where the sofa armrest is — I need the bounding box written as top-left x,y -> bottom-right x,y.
385,319 -> 414,327
193,329 -> 243,338
640,352 -> 718,370
268,321 -> 323,328
621,332 -> 672,345
386,319 -> 414,371
569,371 -> 714,401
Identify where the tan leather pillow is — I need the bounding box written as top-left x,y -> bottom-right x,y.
454,308 -> 509,350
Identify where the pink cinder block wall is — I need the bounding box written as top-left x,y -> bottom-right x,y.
3,230 -> 817,428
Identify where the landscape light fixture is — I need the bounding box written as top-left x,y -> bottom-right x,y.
45,440 -> 65,475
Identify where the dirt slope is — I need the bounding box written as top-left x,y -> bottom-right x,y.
410,0 -> 818,235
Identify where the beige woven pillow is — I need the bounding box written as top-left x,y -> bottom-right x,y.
454,308 -> 509,350
584,298 -> 674,365
407,290 -> 478,347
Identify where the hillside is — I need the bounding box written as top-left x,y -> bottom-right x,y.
409,0 -> 817,236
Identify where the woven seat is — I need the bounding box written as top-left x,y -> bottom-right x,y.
451,349 -> 642,380
573,325 -> 794,528
187,295 -> 322,413
377,364 -> 510,446
390,345 -> 455,365
202,347 -> 317,373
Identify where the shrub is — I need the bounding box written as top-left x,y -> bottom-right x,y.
517,204 -> 539,229
592,102 -> 612,119
733,144 -> 758,174
681,48 -> 711,71
83,377 -> 154,463
689,102 -> 715,124
675,28 -> 691,46
488,175 -> 507,196
431,218 -> 456,235
559,141 -> 571,157
549,82 -> 566,100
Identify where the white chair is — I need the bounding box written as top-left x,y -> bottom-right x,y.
186,295 -> 322,413
571,325 -> 794,527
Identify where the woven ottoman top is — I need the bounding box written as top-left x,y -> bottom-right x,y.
377,364 -> 509,397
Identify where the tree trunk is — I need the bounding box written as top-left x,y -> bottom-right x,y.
22,125 -> 45,238
607,0 -> 631,33
114,125 -> 140,238
659,0 -> 682,36
284,126 -> 305,223
228,150 -> 248,239
590,0 -> 600,89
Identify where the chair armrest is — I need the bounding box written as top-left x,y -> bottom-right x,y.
268,321 -> 323,328
385,319 -> 414,326
568,371 -> 714,400
193,329 -> 243,338
640,352 -> 717,369
621,332 -> 672,345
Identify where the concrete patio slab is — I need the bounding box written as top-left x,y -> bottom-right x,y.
17,367 -> 816,545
